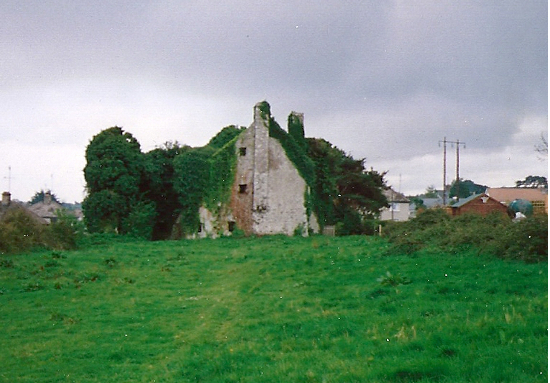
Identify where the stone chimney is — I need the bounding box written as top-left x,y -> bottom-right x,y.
44,191 -> 52,205
2,192 -> 11,206
252,102 -> 270,212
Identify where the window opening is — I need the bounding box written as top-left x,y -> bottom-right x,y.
239,184 -> 247,193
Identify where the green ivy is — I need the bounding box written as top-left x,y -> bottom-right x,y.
204,133 -> 241,212
263,110 -> 324,228
173,147 -> 215,235
172,130 -> 243,236
288,112 -> 307,151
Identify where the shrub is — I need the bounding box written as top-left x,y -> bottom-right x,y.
43,211 -> 84,250
122,201 -> 157,240
0,209 -> 83,254
496,214 -> 548,263
0,210 -> 44,254
383,209 -> 547,262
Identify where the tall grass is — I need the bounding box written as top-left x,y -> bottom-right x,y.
0,236 -> 547,382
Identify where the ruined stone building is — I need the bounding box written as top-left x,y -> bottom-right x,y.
197,102 -> 319,238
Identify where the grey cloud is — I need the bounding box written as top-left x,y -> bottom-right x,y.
0,0 -> 546,200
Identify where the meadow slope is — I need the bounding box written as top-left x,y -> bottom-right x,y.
0,236 -> 547,382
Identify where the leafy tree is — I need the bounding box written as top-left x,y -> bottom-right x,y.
409,196 -> 426,210
424,186 -> 439,198
82,127 -> 147,235
515,175 -> 547,189
30,190 -> 61,204
307,138 -> 387,233
122,200 -> 157,239
143,142 -> 189,239
449,178 -> 487,199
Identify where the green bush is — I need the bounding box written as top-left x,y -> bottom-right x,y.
122,201 -> 157,240
0,210 -> 44,254
43,211 -> 84,250
383,209 -> 547,262
496,214 -> 548,263
0,209 -> 83,254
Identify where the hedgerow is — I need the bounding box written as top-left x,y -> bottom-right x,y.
382,209 -> 548,262
0,210 -> 82,254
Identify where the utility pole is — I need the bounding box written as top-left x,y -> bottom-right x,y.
439,137 -> 448,205
454,139 -> 466,202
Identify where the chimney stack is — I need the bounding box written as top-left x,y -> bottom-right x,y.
44,191 -> 52,205
2,192 -> 11,206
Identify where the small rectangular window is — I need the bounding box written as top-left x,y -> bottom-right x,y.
228,221 -> 236,232
239,147 -> 247,156
239,184 -> 247,193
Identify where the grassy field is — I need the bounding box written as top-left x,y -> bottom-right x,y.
0,235 -> 547,382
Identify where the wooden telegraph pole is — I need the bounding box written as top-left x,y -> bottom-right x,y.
454,140 -> 466,202
439,138 -> 448,205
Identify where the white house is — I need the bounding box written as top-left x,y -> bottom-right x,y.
380,188 -> 410,221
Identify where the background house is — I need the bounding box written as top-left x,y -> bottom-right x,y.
0,192 -> 47,224
448,192 -> 509,216
486,187 -> 548,215
27,191 -> 65,224
380,188 -> 409,221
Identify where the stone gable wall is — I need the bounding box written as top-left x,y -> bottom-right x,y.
198,103 -> 319,237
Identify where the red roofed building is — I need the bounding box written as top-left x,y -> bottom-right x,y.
448,193 -> 509,217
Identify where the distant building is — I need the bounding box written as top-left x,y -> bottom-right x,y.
0,192 -> 47,224
380,189 -> 410,221
27,191 -> 66,224
195,102 -> 319,238
447,192 -> 509,217
486,187 -> 548,215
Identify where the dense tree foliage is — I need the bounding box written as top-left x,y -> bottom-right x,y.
423,186 -> 439,198
82,127 -> 151,236
0,209 -> 81,254
307,138 -> 387,234
30,190 -> 61,204
82,115 -> 388,239
449,178 -> 487,199
143,142 -> 189,240
383,209 -> 547,263
515,175 -> 547,188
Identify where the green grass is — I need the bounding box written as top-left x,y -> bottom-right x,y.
0,236 -> 547,382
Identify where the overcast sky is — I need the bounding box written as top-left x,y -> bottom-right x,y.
0,1 -> 547,203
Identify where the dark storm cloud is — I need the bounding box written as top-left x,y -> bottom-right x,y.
0,0 -> 546,200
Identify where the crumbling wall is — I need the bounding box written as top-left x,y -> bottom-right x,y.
230,125 -> 255,235
199,102 -> 319,237
252,135 -> 312,235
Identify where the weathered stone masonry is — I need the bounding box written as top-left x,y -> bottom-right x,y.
199,102 -> 319,237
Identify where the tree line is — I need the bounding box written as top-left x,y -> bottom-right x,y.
82,118 -> 388,240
